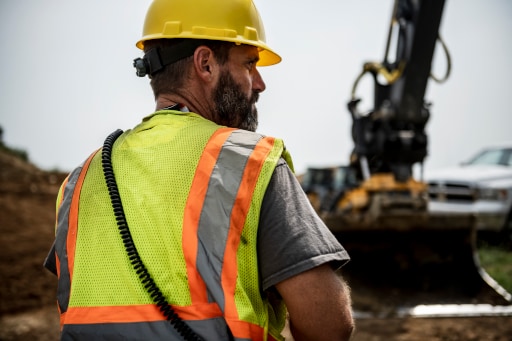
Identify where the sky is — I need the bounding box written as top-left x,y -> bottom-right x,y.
1,0 -> 511,176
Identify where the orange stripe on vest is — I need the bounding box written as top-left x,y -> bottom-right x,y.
63,303 -> 223,324
66,150 -> 98,285
182,128 -> 235,304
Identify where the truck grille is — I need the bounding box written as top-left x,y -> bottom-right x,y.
427,182 -> 476,202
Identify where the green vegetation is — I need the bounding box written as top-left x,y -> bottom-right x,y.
0,144 -> 29,161
478,244 -> 512,293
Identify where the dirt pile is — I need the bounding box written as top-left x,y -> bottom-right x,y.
0,148 -> 511,340
0,148 -> 65,339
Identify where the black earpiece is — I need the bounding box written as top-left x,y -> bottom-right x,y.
133,57 -> 149,77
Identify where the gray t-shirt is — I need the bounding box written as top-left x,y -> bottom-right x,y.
258,159 -> 350,291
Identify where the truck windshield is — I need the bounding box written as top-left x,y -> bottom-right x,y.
468,148 -> 512,166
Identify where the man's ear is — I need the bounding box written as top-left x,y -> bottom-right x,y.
193,46 -> 217,82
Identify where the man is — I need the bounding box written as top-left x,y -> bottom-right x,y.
44,0 -> 354,340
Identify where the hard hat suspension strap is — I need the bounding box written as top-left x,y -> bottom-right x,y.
133,39 -> 204,77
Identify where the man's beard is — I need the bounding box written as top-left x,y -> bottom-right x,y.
212,69 -> 259,132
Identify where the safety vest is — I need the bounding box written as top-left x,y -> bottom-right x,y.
52,111 -> 292,340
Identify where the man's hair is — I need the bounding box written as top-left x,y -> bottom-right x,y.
144,39 -> 233,98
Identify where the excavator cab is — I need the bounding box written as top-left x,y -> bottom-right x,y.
301,166 -> 358,212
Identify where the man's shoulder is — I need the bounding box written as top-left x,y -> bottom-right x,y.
234,129 -> 283,141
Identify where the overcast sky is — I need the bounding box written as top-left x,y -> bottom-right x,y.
1,0 -> 511,175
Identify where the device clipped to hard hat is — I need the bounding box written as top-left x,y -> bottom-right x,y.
133,0 -> 281,77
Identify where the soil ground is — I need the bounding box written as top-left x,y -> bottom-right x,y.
1,148 -> 511,340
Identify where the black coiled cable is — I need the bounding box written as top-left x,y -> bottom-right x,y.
101,129 -> 203,341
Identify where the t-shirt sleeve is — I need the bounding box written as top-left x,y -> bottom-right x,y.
258,159 -> 350,291
44,242 -> 57,275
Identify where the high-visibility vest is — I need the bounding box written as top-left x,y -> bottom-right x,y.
52,111 -> 292,340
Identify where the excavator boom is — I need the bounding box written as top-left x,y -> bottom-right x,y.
350,0 -> 445,182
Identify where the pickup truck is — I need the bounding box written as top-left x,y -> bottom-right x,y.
426,145 -> 512,242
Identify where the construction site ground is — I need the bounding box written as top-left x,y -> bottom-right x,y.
1,148 -> 511,340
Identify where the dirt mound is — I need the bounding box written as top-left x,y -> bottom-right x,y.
0,148 -> 66,339
0,149 -> 67,313
0,148 -> 511,340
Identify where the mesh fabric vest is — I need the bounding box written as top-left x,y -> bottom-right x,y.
53,111 -> 291,340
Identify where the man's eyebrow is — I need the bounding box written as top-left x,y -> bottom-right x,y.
247,55 -> 260,63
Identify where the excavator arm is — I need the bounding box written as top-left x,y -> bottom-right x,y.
349,0 -> 446,183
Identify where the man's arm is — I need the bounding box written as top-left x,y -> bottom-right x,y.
275,263 -> 354,341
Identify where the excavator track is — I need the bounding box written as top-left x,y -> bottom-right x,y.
326,212 -> 512,318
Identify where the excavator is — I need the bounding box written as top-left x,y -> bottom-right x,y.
300,0 -> 512,317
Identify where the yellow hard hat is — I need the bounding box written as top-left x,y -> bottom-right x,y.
136,0 -> 281,66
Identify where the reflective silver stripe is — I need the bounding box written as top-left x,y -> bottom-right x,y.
54,162 -> 86,313
196,130 -> 263,312
61,317 -> 232,340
